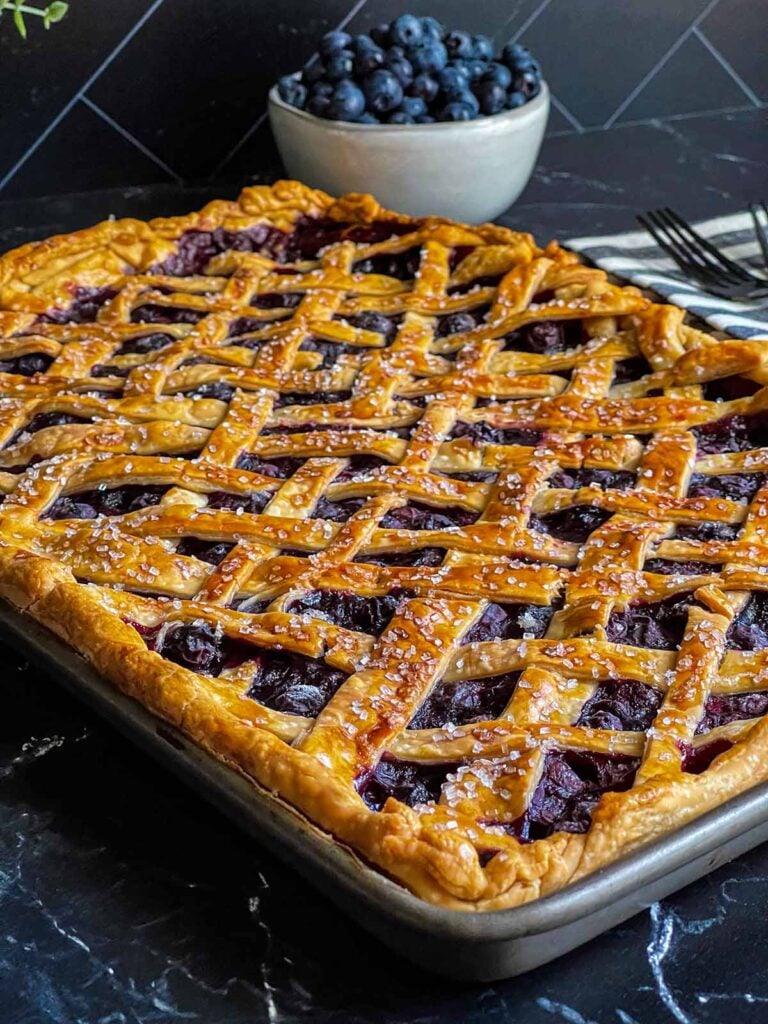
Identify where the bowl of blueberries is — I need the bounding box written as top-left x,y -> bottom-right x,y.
269,14 -> 548,222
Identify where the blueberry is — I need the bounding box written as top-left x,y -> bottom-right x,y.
483,61 -> 512,89
409,72 -> 439,103
302,60 -> 326,85
370,22 -> 391,47
352,33 -> 379,53
502,41 -> 533,69
420,16 -> 444,41
388,111 -> 415,124
437,101 -> 475,121
465,58 -> 487,83
507,89 -> 526,109
445,30 -> 473,59
320,30 -> 352,56
356,111 -> 380,124
328,79 -> 366,121
476,80 -> 507,115
400,94 -> 426,118
385,50 -> 414,86
471,34 -> 494,61
354,45 -> 385,77
311,80 -> 334,99
307,92 -> 332,117
456,87 -> 479,115
363,68 -> 404,114
325,49 -> 354,82
437,65 -> 469,92
408,39 -> 448,74
390,14 -> 423,47
277,75 -> 307,109
415,113 -> 435,123
514,68 -> 541,97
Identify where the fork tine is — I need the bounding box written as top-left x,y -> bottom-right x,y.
648,210 -> 720,278
662,207 -> 753,282
749,201 -> 768,268
638,214 -> 718,284
653,209 -> 747,285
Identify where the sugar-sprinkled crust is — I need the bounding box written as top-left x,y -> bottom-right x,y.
1,180 -> 768,910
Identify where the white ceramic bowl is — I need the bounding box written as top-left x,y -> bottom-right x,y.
268,82 -> 549,222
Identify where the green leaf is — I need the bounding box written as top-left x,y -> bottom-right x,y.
45,1 -> 67,23
13,6 -> 26,36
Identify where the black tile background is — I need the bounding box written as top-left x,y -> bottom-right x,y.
0,0 -> 765,199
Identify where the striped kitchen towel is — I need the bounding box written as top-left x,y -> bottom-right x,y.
566,211 -> 768,340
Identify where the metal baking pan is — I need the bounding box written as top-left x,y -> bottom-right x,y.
4,599 -> 768,982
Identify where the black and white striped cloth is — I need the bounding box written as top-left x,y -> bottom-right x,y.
566,212 -> 768,340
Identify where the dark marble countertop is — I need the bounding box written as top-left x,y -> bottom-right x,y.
2,106 -> 767,1023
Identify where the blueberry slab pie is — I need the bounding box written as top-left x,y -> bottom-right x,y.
2,180 -> 768,911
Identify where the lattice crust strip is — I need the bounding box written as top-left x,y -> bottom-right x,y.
1,180 -> 768,911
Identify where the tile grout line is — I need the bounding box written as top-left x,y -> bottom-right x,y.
692,26 -> 762,107
602,0 -> 723,129
80,96 -> 183,183
212,0 -> 371,178
508,0 -> 554,44
0,0 -> 167,194
549,94 -> 583,133
545,101 -> 762,139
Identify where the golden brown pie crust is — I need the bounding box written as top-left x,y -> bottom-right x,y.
1,179 -> 768,911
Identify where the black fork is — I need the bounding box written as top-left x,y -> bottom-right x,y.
637,207 -> 768,300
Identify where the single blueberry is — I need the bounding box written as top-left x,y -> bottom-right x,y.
400,94 -> 426,118
388,44 -> 406,59
408,39 -> 448,74
465,58 -> 487,82
370,22 -> 391,47
325,49 -> 354,81
502,41 -> 531,68
483,61 -> 512,88
352,33 -> 379,53
311,80 -> 334,99
507,89 -> 526,109
390,13 -> 423,47
320,30 -> 352,57
471,34 -> 494,61
388,111 -> 415,123
415,113 -> 435,123
277,75 -> 307,108
363,68 -> 404,114
386,50 -> 414,86
354,45 -> 385,77
356,111 -> 380,123
437,101 -> 475,121
477,80 -> 507,115
409,72 -> 439,103
437,65 -> 469,92
328,79 -> 366,121
455,87 -> 479,115
514,69 -> 541,98
445,30 -> 473,59
420,16 -> 444,41
307,92 -> 332,117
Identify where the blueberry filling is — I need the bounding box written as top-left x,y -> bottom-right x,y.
681,739 -> 732,774
502,319 -> 583,355
696,691 -> 768,734
342,311 -> 399,342
504,751 -> 639,841
152,226 -> 291,276
206,490 -> 272,514
0,353 -> 54,376
186,381 -> 236,401
605,593 -> 697,650
549,467 -> 635,491
313,496 -> 367,522
246,647 -> 348,717
299,337 -> 366,367
91,364 -> 131,379
287,588 -> 406,635
354,546 -> 446,567
703,376 -> 762,402
273,389 -> 352,408
333,455 -> 388,482
409,670 -> 521,729
693,411 -> 768,454
228,316 -> 267,337
445,470 -> 498,483
462,602 -> 554,645
448,275 -> 502,295
530,506 -> 612,543
9,411 -> 90,443
357,757 -> 460,812
675,521 -> 740,542
576,679 -> 663,731
644,558 -> 720,575
44,485 -> 167,520
726,593 -> 768,651
175,538 -> 235,565
38,287 -> 117,325
117,333 -> 174,356
449,421 -> 541,446
131,304 -> 207,325
613,355 -> 652,384
688,472 -> 766,503
237,453 -> 306,478
380,502 -> 478,530
251,292 -> 303,309
352,248 -> 421,280
436,311 -> 483,337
